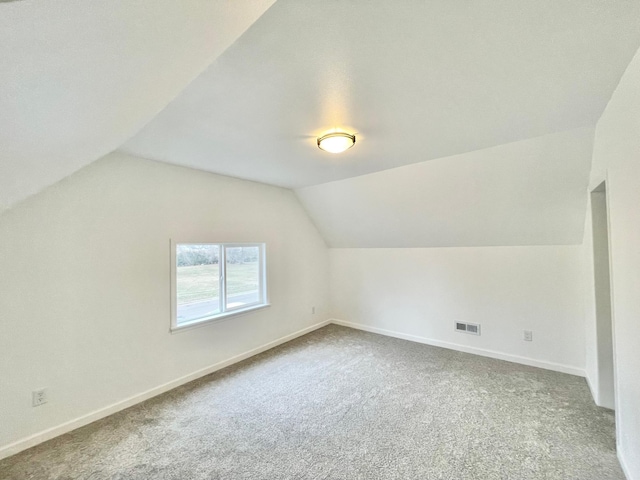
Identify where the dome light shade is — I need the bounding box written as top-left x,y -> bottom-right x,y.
317,132 -> 356,153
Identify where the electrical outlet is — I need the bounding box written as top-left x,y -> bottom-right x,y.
32,389 -> 47,407
524,330 -> 533,342
311,306 -> 316,314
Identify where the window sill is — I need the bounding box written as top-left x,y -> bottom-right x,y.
170,303 -> 271,334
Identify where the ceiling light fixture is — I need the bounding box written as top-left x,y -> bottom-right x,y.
317,131 -> 356,154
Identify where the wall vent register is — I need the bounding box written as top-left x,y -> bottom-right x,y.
455,322 -> 481,335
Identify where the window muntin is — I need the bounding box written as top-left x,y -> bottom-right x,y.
171,242 -> 267,331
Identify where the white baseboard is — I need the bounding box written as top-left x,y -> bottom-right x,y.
330,319 -> 585,377
0,319 -> 331,461
618,447 -> 635,480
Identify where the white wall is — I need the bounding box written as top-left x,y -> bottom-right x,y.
584,45 -> 640,479
0,152 -> 329,455
330,246 -> 585,374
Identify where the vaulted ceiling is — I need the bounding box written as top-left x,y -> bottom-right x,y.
2,1 -> 640,247
297,127 -> 594,247
122,0 -> 640,188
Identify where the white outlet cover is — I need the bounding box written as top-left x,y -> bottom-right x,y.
32,389 -> 47,407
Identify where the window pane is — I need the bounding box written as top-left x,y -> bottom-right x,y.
225,246 -> 261,310
176,244 -> 220,324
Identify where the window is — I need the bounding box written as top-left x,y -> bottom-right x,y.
171,242 -> 267,331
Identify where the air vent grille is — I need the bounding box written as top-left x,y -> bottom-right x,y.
455,322 -> 481,335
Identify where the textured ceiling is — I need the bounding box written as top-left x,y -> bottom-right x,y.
122,0 -> 640,188
0,0 -> 276,213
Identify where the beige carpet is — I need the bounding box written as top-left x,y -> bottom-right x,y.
0,325 -> 622,479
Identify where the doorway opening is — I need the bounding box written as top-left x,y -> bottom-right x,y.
590,181 -> 615,410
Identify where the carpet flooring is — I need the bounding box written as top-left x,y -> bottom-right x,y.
0,325 -> 622,479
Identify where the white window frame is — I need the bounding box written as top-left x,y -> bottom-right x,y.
170,241 -> 268,332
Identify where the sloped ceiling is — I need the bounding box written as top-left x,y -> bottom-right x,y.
296,127 -> 594,248
122,0 -> 640,189
3,1 -> 640,248
0,0 -> 276,213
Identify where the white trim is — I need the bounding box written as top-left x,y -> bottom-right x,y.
585,372 -> 600,406
0,319 -> 331,461
618,447 -> 634,480
603,175 -> 623,439
330,319 -> 585,377
170,241 -> 267,331
170,303 -> 272,334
